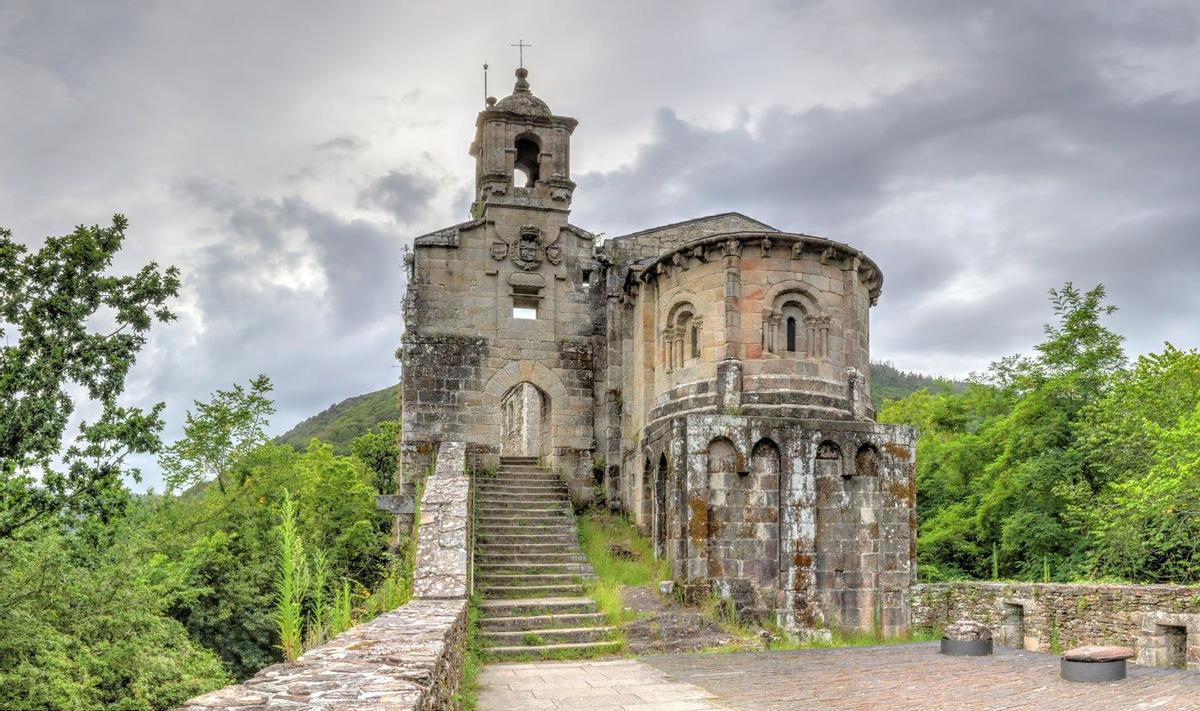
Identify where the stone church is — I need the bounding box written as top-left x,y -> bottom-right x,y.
399,67 -> 916,636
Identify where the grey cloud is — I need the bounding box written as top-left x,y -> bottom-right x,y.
357,170 -> 438,223
317,135 -> 369,154
573,1 -> 1200,375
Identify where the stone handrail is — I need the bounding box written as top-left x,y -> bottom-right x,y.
181,441 -> 471,710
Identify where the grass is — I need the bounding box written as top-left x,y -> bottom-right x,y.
577,510 -> 669,629
453,593 -> 484,710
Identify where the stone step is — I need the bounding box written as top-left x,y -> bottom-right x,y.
476,488 -> 564,499
494,468 -> 557,476
477,505 -> 572,515
477,532 -> 579,545
477,552 -> 588,565
489,474 -> 561,483
478,543 -> 581,556
478,583 -> 586,598
476,501 -> 572,513
477,517 -> 574,529
480,596 -> 598,617
483,640 -> 623,660
479,612 -> 608,632
478,572 -> 593,587
481,625 -> 616,646
476,494 -> 568,505
477,483 -> 564,493
478,563 -> 594,577
499,456 -> 539,464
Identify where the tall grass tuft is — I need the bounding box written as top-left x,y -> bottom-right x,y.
329,579 -> 353,637
274,490 -> 309,662
305,549 -> 331,649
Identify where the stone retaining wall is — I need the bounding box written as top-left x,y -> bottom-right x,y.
181,441 -> 471,710
913,582 -> 1200,669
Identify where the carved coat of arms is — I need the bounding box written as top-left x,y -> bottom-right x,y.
511,225 -> 544,271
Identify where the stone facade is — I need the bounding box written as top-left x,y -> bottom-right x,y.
180,442 -> 471,710
913,582 -> 1200,669
400,67 -> 915,637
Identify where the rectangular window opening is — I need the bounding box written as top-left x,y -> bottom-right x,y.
512,295 -> 539,320
582,269 -> 592,289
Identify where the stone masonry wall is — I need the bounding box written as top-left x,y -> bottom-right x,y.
913,582 -> 1200,669
180,442 -> 471,710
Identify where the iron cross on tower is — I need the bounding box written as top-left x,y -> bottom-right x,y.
511,39 -> 531,68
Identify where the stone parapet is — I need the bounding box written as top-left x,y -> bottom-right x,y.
180,441 -> 471,710
913,582 -> 1200,669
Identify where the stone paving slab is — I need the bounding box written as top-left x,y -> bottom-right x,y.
642,642 -> 1200,710
477,659 -> 729,710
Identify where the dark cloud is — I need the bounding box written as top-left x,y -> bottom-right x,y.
572,1 -> 1200,376
357,170 -> 438,223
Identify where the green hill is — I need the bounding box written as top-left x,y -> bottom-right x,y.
276,383 -> 401,452
869,360 -> 963,408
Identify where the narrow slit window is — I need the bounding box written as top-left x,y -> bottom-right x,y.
690,324 -> 699,358
786,317 -> 797,352
582,269 -> 591,289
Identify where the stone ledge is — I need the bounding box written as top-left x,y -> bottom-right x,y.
180,599 -> 467,710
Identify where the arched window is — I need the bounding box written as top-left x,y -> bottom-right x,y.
786,317 -> 797,352
514,136 -> 540,187
665,301 -> 700,370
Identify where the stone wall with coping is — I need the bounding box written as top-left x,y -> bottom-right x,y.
913,582 -> 1200,669
180,441 -> 471,710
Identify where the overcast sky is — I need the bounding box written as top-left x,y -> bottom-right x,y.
3,1 -> 1198,490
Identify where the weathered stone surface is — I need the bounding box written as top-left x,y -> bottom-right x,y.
412,442 -> 469,600
180,442 -> 471,710
1063,645 -> 1134,662
914,582 -> 1200,670
400,65 -> 915,644
944,620 -> 992,641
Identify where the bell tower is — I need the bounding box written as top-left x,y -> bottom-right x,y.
469,67 -> 578,218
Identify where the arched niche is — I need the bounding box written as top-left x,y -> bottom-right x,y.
654,453 -> 669,558
855,443 -> 881,477
706,437 -> 737,481
751,438 -> 781,477
815,439 -> 844,478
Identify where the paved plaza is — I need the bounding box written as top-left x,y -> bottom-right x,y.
477,642 -> 1200,710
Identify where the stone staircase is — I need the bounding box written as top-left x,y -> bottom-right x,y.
475,456 -> 620,659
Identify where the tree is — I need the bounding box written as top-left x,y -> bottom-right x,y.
159,375 -> 275,493
0,216 -> 179,538
350,420 -> 400,494
881,283 -> 1126,581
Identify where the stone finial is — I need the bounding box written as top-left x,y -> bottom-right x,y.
514,67 -> 531,94
944,620 -> 993,641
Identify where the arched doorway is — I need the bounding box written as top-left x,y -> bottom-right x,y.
500,382 -> 550,459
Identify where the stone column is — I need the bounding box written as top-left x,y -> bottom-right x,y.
721,239 -> 742,360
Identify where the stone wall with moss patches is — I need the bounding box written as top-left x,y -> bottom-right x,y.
179,442 -> 471,710
913,582 -> 1200,669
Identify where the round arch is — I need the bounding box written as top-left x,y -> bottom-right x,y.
482,360 -> 591,455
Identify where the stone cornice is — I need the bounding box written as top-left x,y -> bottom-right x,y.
635,231 -> 885,304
